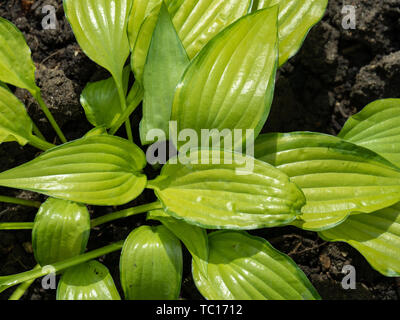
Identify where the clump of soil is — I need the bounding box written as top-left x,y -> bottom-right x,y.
1,0 -> 400,300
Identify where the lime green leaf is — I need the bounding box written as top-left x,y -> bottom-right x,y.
32,198 -> 90,266
320,202 -> 400,277
63,0 -> 132,81
0,86 -> 33,146
0,135 -> 147,206
147,209 -> 208,276
140,2 -> 189,145
120,225 -> 182,300
254,132 -> 400,231
57,260 -> 121,300
193,231 -> 320,300
171,7 -> 278,150
148,149 -> 305,230
80,67 -> 130,129
254,0 -> 328,66
0,17 -> 39,94
339,99 -> 400,169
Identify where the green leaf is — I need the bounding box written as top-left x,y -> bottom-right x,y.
0,135 -> 147,206
63,0 -> 132,81
131,0 -> 252,81
120,225 -> 183,300
147,209 -> 209,276
148,149 -> 305,230
319,202 -> 400,277
0,86 -> 33,146
140,2 -> 189,145
57,260 -> 121,300
0,81 -> 10,91
339,99 -> 400,169
171,6 -> 279,150
0,17 -> 39,94
254,0 -> 328,66
32,198 -> 90,266
193,231 -> 320,300
80,67 -> 131,129
254,132 -> 400,231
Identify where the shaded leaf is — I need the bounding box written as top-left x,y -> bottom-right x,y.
193,231 -> 320,300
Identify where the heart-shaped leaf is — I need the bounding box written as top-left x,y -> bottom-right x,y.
339,99 -> 400,168
171,6 -> 278,150
0,135 -> 147,205
80,67 -> 130,129
0,86 -> 33,146
254,132 -> 400,231
148,149 -> 305,230
140,3 -> 189,145
254,0 -> 328,66
120,225 -> 182,300
0,17 -> 39,94
32,198 -> 90,266
319,202 -> 400,277
148,209 -> 208,276
57,260 -> 121,300
193,231 -> 320,300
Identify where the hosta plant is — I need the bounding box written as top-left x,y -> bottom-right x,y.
0,0 -> 398,301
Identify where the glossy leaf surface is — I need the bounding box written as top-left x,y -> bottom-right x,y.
149,149 -> 305,230
193,231 -> 320,300
320,202 -> 400,277
0,135 -> 147,205
57,260 -> 121,300
120,225 -> 182,300
171,7 -> 278,150
140,3 -> 189,145
339,99 -> 400,168
0,17 -> 39,93
0,86 -> 33,146
32,198 -> 90,266
254,132 -> 400,231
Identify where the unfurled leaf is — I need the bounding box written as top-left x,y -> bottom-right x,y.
147,210 -> 208,276
80,67 -> 131,129
193,231 -> 320,300
131,0 -> 252,81
0,17 -> 39,94
254,0 -> 328,66
320,202 -> 400,277
171,7 -> 279,150
57,260 -> 121,300
148,149 -> 305,230
254,132 -> 400,231
0,135 -> 147,206
32,198 -> 90,266
63,0 -> 132,81
120,225 -> 182,300
140,2 -> 189,145
0,86 -> 33,146
339,99 -> 400,168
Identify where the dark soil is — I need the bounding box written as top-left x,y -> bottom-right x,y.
1,0 -> 400,300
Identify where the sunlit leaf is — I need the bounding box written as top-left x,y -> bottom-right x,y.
193,231 -> 320,300
120,225 -> 182,300
254,0 -> 328,66
0,17 -> 39,94
339,99 -> 400,169
320,202 -> 400,277
140,2 -> 189,145
171,7 -> 278,150
0,86 -> 33,146
148,149 -> 305,230
57,260 -> 121,300
0,135 -> 147,206
254,132 -> 400,231
32,198 -> 90,266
